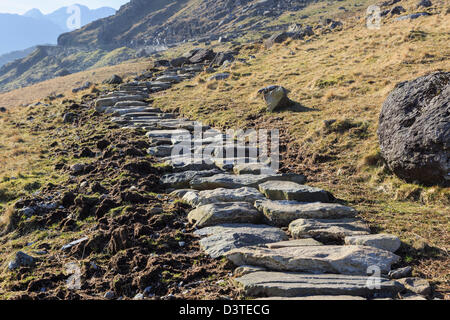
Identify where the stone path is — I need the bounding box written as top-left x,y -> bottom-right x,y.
92,61 -> 431,300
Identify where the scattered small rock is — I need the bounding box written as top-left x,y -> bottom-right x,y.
389,266 -> 412,279
8,251 -> 36,270
398,277 -> 432,296
417,0 -> 432,8
258,85 -> 291,112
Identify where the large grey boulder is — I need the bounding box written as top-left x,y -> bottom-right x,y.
210,51 -> 235,67
226,245 -> 400,275
377,72 -> 449,186
235,271 -> 404,297
189,48 -> 215,64
194,224 -> 288,258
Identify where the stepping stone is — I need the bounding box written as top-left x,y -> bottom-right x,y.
236,272 -> 403,297
147,81 -> 172,90
194,224 -> 288,258
146,129 -> 190,139
156,75 -> 182,83
213,145 -> 259,158
259,181 -> 331,202
212,158 -> 251,171
226,245 -> 400,275
234,163 -> 276,175
256,296 -> 366,300
182,187 -> 265,207
95,95 -> 146,110
345,234 -> 401,253
266,239 -> 323,249
163,156 -> 218,172
114,101 -> 148,107
289,218 -> 371,242
254,200 -> 357,227
160,169 -> 222,189
190,173 -> 306,190
188,202 -> 264,228
123,113 -> 173,119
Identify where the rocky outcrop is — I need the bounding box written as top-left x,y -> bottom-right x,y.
377,72 -> 449,186
57,0 -> 316,49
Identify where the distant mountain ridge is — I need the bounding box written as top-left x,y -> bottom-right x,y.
24,5 -> 116,32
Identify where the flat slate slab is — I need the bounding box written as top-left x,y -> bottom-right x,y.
345,234 -> 401,253
266,239 -> 323,249
226,245 -> 400,275
160,169 -> 222,189
146,129 -> 190,139
258,181 -> 331,202
289,218 -> 371,242
190,173 -> 306,190
236,271 -> 403,297
188,202 -> 264,228
183,187 -> 265,207
254,200 -> 357,227
95,95 -> 146,110
194,224 -> 288,258
233,163 -> 276,175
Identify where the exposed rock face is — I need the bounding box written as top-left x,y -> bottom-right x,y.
377,72 -> 450,186
58,0 -> 316,48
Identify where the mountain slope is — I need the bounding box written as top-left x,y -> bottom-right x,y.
0,46 -> 137,93
0,14 -> 63,55
0,47 -> 39,68
57,0 -> 315,48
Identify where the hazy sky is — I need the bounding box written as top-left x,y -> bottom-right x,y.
0,1 -> 130,14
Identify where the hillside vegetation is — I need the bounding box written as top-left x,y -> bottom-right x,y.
0,0 -> 448,299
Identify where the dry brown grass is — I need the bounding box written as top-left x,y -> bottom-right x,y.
0,59 -> 150,109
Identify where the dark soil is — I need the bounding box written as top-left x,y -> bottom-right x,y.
2,98 -> 241,300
